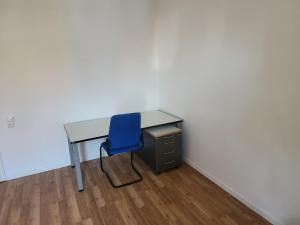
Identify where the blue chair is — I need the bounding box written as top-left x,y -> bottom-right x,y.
100,112 -> 143,188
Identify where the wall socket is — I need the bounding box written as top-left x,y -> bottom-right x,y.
7,116 -> 15,128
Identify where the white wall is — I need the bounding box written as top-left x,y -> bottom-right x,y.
1,0 -> 300,224
155,0 -> 300,225
0,152 -> 5,181
0,0 -> 157,179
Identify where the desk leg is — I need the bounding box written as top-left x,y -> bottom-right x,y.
72,143 -> 84,192
68,140 -> 75,167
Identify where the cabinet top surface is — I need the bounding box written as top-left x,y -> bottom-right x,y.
144,125 -> 181,138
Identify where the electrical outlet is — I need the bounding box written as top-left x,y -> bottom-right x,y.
7,116 -> 15,128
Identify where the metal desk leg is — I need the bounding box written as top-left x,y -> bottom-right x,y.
68,139 -> 75,167
72,143 -> 84,192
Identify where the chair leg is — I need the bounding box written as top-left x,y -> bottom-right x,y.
100,147 -> 143,188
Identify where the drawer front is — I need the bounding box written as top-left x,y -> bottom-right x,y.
159,159 -> 180,172
156,134 -> 182,172
159,148 -> 178,162
157,134 -> 181,153
157,134 -> 179,146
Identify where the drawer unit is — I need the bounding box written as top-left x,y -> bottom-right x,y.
139,125 -> 182,174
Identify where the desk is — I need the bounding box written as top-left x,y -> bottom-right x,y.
64,110 -> 183,191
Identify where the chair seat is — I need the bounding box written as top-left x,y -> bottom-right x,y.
101,141 -> 141,156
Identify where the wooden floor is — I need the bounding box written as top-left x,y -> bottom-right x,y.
0,154 -> 271,225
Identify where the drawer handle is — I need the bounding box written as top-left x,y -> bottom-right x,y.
164,141 -> 174,145
164,160 -> 176,165
164,135 -> 175,139
164,150 -> 175,155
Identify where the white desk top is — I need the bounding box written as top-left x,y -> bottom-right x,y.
64,110 -> 182,143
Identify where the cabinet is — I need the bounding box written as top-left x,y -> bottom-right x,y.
139,125 -> 182,173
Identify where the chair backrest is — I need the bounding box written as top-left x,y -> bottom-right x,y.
108,112 -> 141,149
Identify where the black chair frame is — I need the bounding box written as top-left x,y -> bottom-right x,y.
99,141 -> 143,188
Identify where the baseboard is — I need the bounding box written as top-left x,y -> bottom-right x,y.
184,157 -> 283,225
0,152 -> 6,182
5,152 -> 101,181
5,161 -> 70,180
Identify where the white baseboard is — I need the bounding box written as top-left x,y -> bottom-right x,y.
5,161 -> 70,180
5,152 -> 100,181
184,157 -> 283,225
0,152 -> 6,182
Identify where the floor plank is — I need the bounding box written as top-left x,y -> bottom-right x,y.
0,154 -> 272,225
